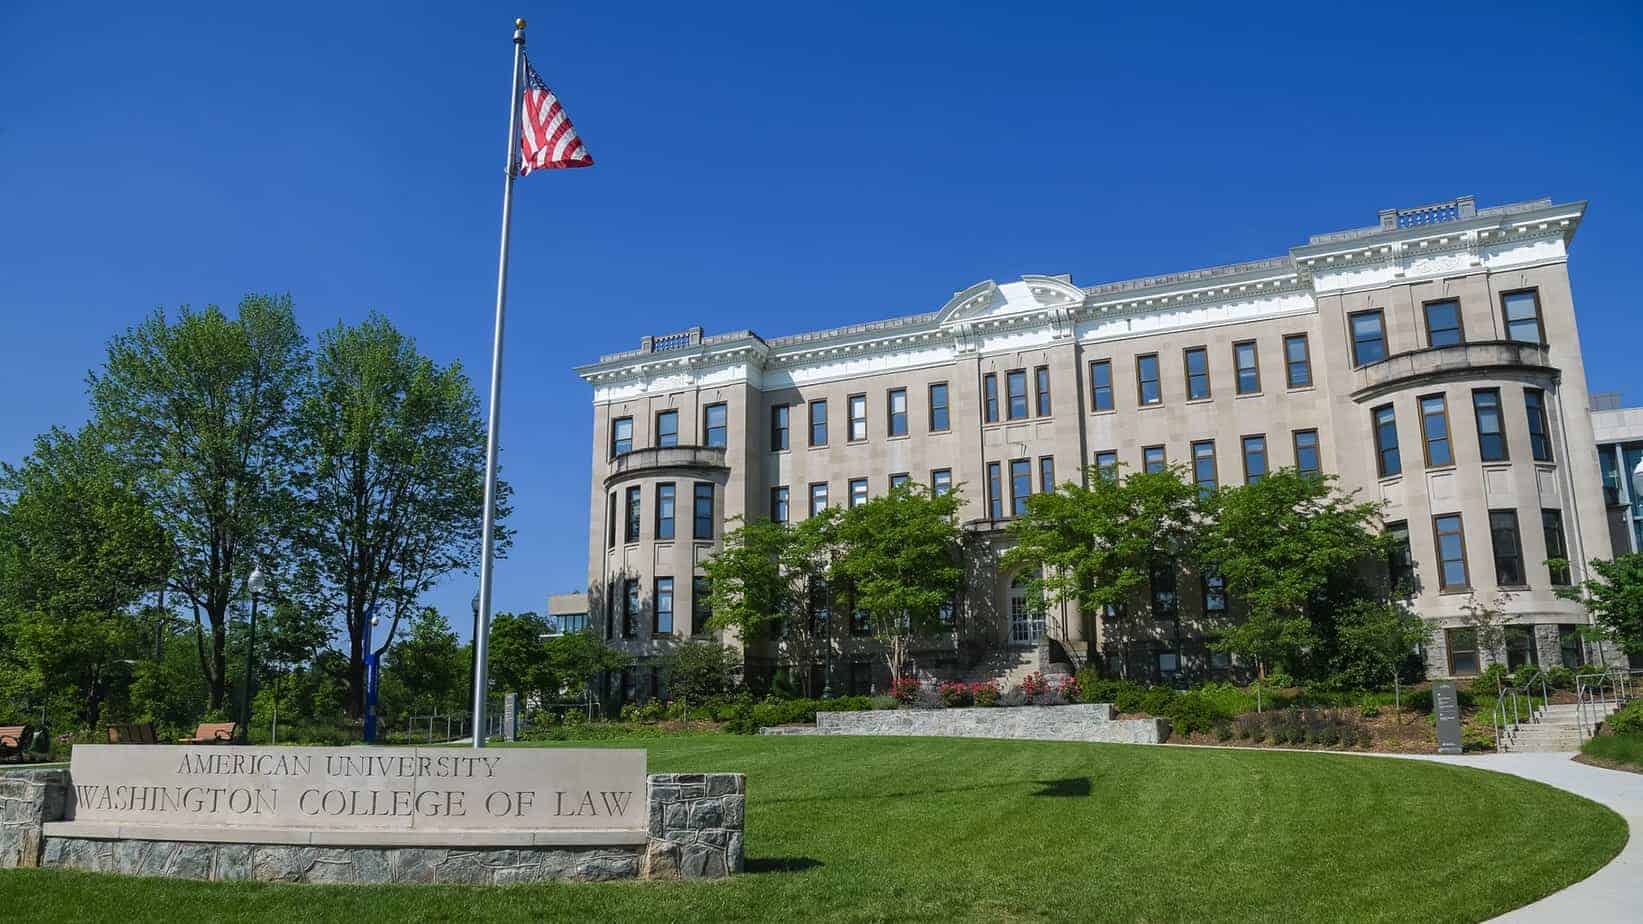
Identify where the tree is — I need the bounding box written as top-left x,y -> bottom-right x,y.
1004,464 -> 1202,677
704,515 -> 834,697
1554,553 -> 1643,659
658,641 -> 741,703
386,608 -> 465,715
830,482 -> 964,679
289,314 -> 500,716
544,630 -> 630,702
487,611 -> 554,703
1332,596 -> 1430,720
0,426 -> 171,727
1199,468 -> 1385,679
88,296 -> 307,709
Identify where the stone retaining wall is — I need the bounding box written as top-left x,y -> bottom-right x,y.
0,769 -> 743,884
806,703 -> 1169,744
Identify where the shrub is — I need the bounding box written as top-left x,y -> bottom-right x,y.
999,687 -> 1028,708
1019,672 -> 1049,698
939,681 -> 973,708
1514,665 -> 1547,692
1165,691 -> 1227,735
971,681 -> 1001,707
1545,666 -> 1577,690
1609,701 -> 1643,737
870,695 -> 898,711
1214,720 -> 1234,742
1057,674 -> 1082,703
1360,702 -> 1381,719
890,676 -> 922,704
1139,686 -> 1177,717
1263,670 -> 1295,690
1470,664 -> 1509,697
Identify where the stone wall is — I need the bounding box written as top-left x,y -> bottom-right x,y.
806,703 -> 1168,744
1,769 -> 745,885
0,769 -> 68,868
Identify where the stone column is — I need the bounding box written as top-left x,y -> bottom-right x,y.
0,769 -> 70,869
643,773 -> 745,879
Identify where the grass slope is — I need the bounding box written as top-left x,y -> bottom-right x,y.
2,736 -> 1626,923
1579,733 -> 1643,773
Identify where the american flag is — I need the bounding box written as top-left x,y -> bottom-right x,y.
518,57 -> 593,175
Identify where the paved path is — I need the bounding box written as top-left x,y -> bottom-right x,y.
1404,752 -> 1639,922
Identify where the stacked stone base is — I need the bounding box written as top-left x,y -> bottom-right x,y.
644,772 -> 745,879
0,770 -> 69,868
800,703 -> 1169,744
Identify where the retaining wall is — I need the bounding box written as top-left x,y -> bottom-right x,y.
807,703 -> 1169,744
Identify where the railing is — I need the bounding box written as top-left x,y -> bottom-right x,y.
1490,673 -> 1552,752
1575,667 -> 1639,741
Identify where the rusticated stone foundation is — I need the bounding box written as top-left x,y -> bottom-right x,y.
0,769 -> 69,868
791,703 -> 1169,744
642,772 -> 745,879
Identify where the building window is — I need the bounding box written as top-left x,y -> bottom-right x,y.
656,410 -> 679,448
931,468 -> 952,496
1349,310 -> 1387,367
655,482 -> 676,540
1136,354 -> 1162,406
889,472 -> 910,489
1283,334 -> 1312,388
1191,440 -> 1217,496
1524,388 -> 1553,462
887,388 -> 908,437
1039,456 -> 1055,493
1090,360 -> 1114,412
848,393 -> 867,442
1507,626 -> 1539,670
1423,299 -> 1463,348
624,485 -> 641,543
1006,369 -> 1028,420
809,399 -> 828,447
1202,573 -> 1227,616
1143,445 -> 1166,474
1434,513 -> 1470,591
1558,625 -> 1583,668
771,486 -> 789,523
693,482 -> 714,539
1034,366 -> 1052,416
1242,434 -> 1267,485
1293,429 -> 1321,477
929,383 -> 950,432
1446,627 -> 1479,676
1490,509 -> 1525,587
611,416 -> 633,457
1420,394 -> 1453,467
1233,340 -> 1260,395
1184,347 -> 1210,400
987,462 -> 1003,519
692,576 -> 712,625
1373,404 -> 1401,477
983,373 -> 999,423
771,405 -> 789,451
1150,560 -> 1178,621
851,605 -> 869,637
849,477 -> 868,508
809,482 -> 828,516
1501,289 -> 1545,345
1543,509 -> 1570,586
654,577 -> 674,635
1386,521 -> 1414,594
1010,459 -> 1031,516
1095,450 -> 1118,482
1472,389 -> 1508,462
703,403 -> 727,448
623,579 -> 639,639
606,491 -> 617,549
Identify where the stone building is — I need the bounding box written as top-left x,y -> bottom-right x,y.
574,194 -> 1618,697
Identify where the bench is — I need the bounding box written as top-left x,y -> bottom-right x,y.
0,725 -> 32,761
178,721 -> 237,745
107,722 -> 159,745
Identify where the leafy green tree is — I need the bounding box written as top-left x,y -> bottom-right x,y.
385,607 -> 465,715
1004,464 -> 1202,677
289,314 -> 499,716
658,641 -> 741,703
88,296 -> 307,709
1199,469 -> 1385,678
1554,552 -> 1643,659
487,611 -> 554,702
830,483 -> 964,679
1332,596 -> 1430,718
543,630 -> 629,701
704,515 -> 834,696
0,426 -> 171,727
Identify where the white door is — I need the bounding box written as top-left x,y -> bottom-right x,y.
1008,577 -> 1044,645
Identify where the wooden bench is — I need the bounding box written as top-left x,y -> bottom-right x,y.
178,721 -> 237,745
0,725 -> 32,761
107,722 -> 159,745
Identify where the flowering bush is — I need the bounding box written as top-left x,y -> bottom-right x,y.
971,680 -> 1001,707
938,681 -> 973,708
1057,674 -> 1082,703
1019,672 -> 1049,698
890,675 -> 923,704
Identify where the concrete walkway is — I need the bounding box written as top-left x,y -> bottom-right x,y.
1404,752 -> 1640,922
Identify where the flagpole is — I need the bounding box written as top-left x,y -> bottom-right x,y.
472,17 -> 527,748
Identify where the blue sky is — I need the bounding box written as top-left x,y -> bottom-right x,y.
2,2 -> 1640,639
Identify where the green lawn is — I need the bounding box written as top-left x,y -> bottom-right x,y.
1,736 -> 1627,923
1580,733 -> 1643,772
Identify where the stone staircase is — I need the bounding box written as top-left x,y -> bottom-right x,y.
1500,701 -> 1621,753
943,647 -> 1044,691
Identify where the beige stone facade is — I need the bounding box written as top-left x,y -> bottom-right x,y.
575,195 -> 1614,694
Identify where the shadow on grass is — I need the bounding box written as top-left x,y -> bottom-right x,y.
1033,777 -> 1092,797
744,857 -> 823,874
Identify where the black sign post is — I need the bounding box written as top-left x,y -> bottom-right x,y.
1433,680 -> 1463,755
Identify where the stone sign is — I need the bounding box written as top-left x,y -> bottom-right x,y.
59,745 -> 645,839
1433,681 -> 1463,755
504,693 -> 519,742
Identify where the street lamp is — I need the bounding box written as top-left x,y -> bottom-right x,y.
469,592 -> 482,738
238,567 -> 266,744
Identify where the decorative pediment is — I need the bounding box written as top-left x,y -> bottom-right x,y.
934,280 -> 1001,325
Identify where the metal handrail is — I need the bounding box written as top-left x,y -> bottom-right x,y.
1574,667 -> 1641,741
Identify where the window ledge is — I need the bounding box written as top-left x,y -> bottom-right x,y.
1234,391 -> 1264,399
886,434 -> 911,442
1185,397 -> 1213,406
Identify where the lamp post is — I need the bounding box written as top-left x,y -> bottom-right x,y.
238,567 -> 266,744
470,592 -> 482,739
